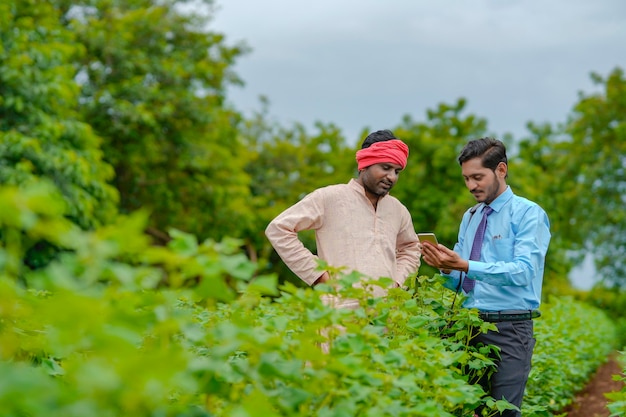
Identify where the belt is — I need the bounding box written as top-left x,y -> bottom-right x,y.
478,310 -> 541,322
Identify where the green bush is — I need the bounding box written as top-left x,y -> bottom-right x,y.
0,182 -> 620,417
0,183 -> 502,416
606,351 -> 626,417
580,285 -> 626,348
523,296 -> 619,415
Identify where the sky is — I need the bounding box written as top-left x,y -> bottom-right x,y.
212,0 -> 626,143
211,0 -> 626,288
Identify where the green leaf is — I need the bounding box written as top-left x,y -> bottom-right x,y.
246,275 -> 279,296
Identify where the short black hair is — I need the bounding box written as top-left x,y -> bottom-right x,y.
361,129 -> 396,149
458,137 -> 507,172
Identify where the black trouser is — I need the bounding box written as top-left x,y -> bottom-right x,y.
471,320 -> 536,417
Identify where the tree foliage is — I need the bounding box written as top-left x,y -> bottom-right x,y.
517,68 -> 626,288
0,0 -> 118,231
565,68 -> 626,286
60,0 -> 253,242
2,0 -> 625,289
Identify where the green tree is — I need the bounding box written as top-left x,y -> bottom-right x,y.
63,0 -> 252,242
0,0 -> 118,231
513,122 -> 577,293
0,0 -> 119,269
562,68 -> 626,287
517,68 -> 626,288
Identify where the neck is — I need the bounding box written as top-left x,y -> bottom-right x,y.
367,193 -> 380,209
356,177 -> 381,208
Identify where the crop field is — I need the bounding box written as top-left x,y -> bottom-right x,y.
0,185 -> 624,417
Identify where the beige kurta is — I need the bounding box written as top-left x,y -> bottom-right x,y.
265,179 -> 421,298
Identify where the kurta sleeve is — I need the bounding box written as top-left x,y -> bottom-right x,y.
264,191 -> 326,286
394,208 -> 421,286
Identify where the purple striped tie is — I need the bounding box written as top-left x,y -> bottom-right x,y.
462,206 -> 493,293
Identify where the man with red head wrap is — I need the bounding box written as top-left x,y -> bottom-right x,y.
265,129 -> 420,304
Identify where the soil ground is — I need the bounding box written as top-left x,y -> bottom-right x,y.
559,352 -> 624,417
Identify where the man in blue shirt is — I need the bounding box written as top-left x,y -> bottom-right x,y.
421,137 -> 551,417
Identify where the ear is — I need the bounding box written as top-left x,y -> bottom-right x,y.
496,162 -> 508,178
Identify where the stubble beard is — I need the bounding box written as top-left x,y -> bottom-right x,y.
475,180 -> 502,205
365,183 -> 388,197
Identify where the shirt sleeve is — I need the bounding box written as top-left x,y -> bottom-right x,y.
264,191 -> 325,286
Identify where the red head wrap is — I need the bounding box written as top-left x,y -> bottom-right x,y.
355,139 -> 409,170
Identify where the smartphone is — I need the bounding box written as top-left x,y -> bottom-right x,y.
417,233 -> 438,246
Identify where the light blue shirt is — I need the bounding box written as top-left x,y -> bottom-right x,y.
443,186 -> 551,311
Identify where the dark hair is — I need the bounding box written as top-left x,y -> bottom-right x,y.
458,137 -> 507,172
361,129 -> 396,149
